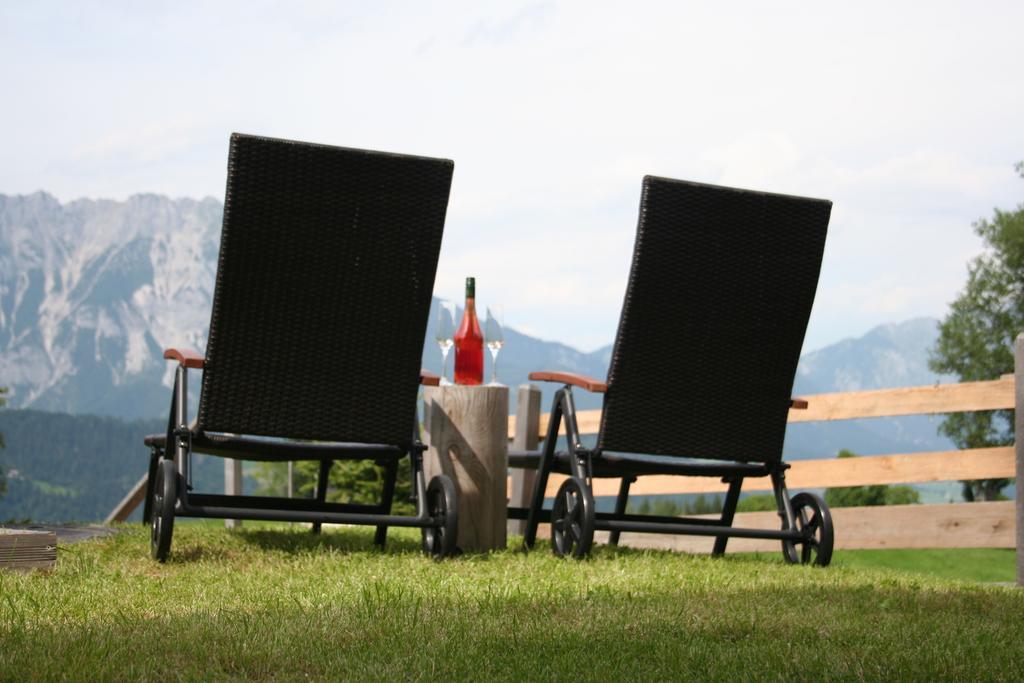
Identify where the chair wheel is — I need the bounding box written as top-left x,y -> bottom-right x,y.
150,459 -> 178,562
782,492 -> 833,566
422,475 -> 458,559
551,477 -> 595,559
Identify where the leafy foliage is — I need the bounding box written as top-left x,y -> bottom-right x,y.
929,162 -> 1024,500
736,493 -> 777,512
627,494 -> 724,516
251,458 -> 414,514
826,482 -> 920,508
825,449 -> 920,508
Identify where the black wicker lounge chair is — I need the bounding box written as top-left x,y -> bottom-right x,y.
509,176 -> 835,564
143,133 -> 458,561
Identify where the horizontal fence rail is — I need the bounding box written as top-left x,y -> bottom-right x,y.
506,375 -> 1016,440
513,446 -> 1016,499
786,376 -> 1016,423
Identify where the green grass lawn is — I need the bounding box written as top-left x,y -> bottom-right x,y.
833,548 -> 1018,583
2,524 -> 1022,681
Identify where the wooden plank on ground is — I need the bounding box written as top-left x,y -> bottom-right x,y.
0,529 -> 57,571
507,447 -> 1016,499
507,377 -> 1016,438
549,501 -> 1014,553
104,473 -> 149,524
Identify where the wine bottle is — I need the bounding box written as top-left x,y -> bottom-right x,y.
454,276 -> 484,385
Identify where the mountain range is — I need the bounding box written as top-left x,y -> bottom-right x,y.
1,192 -> 220,418
1,192 -> 955,457
0,191 -> 969,520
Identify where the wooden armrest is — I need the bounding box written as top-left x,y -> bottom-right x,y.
420,369 -> 441,387
163,348 -> 204,369
791,398 -> 808,410
528,371 -> 607,393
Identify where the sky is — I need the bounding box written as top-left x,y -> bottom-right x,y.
2,1 -> 1022,353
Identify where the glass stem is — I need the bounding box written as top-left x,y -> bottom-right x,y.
441,348 -> 450,383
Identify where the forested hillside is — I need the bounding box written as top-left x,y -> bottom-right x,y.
0,410 -> 221,522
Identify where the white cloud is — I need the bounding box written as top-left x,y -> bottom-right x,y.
821,280 -> 954,318
703,132 -> 803,191
1,1 -> 1022,353
70,118 -> 203,165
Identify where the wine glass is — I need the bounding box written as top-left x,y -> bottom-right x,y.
485,305 -> 504,386
435,301 -> 456,385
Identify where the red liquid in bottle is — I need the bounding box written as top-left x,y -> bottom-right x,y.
454,277 -> 484,385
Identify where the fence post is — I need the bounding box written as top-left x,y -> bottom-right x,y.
508,384 -> 542,538
225,459 -> 243,529
1016,334 -> 1024,586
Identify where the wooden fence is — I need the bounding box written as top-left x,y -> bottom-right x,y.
507,336 -> 1024,567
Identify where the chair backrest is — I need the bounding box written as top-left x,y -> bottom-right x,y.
598,176 -> 831,462
196,133 -> 453,446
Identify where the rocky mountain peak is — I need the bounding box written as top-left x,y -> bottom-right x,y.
0,191 -> 953,420
0,192 -> 221,416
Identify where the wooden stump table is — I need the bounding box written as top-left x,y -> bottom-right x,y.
423,385 -> 509,552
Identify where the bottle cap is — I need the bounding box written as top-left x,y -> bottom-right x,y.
465,277 -> 475,298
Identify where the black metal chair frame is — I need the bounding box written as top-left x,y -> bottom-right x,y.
143,365 -> 442,541
508,384 -> 814,557
508,175 -> 834,564
142,133 -> 458,561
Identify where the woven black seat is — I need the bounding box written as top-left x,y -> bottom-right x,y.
515,176 -> 836,565
143,133 -> 460,561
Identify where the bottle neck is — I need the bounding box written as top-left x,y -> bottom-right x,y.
464,297 -> 476,315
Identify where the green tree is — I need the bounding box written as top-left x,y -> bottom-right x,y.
929,162 -> 1024,501
736,494 -> 777,512
251,458 -> 414,514
626,494 -> 725,517
825,449 -> 920,508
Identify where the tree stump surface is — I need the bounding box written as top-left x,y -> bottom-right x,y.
423,385 -> 509,552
